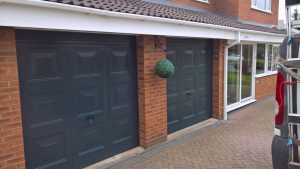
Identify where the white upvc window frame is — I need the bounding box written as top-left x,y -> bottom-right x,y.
267,43 -> 280,72
226,42 -> 256,112
195,0 -> 209,4
251,0 -> 272,13
255,43 -> 278,78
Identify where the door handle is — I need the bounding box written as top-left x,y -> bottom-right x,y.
86,116 -> 95,125
186,92 -> 192,96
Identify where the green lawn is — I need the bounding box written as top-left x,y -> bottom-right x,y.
228,73 -> 251,85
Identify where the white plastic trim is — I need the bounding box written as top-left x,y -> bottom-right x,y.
251,6 -> 272,14
194,0 -> 209,4
255,71 -> 277,78
0,0 -> 285,42
223,32 -> 241,121
226,99 -> 256,112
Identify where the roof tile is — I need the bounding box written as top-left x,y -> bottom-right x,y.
46,0 -> 286,35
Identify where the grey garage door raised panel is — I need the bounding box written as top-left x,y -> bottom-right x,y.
167,38 -> 213,134
16,30 -> 139,169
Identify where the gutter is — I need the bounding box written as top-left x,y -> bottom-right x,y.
223,31 -> 241,120
0,0 -> 286,37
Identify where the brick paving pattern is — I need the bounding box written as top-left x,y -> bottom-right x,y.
112,97 -> 275,169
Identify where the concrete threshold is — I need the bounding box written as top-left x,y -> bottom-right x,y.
85,147 -> 144,169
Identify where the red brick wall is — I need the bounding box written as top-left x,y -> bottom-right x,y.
167,0 -> 278,25
255,75 -> 276,100
238,0 -> 279,25
0,27 -> 25,169
212,39 -> 226,120
214,0 -> 239,17
137,35 -> 167,148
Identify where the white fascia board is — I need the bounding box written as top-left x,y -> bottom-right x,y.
0,0 -> 286,41
240,32 -> 285,43
0,3 -> 236,39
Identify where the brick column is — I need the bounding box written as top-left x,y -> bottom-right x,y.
137,35 -> 167,148
0,27 -> 25,168
212,39 -> 227,120
255,75 -> 276,100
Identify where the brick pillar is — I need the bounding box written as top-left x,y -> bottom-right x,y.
137,35 -> 167,148
255,75 -> 276,100
212,39 -> 227,120
0,27 -> 25,169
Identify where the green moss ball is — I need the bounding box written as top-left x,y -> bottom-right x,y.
155,59 -> 175,78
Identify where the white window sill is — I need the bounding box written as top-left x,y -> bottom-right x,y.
193,0 -> 209,4
255,71 -> 277,78
251,6 -> 272,14
226,99 -> 256,112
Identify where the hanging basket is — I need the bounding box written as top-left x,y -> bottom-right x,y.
155,59 -> 175,78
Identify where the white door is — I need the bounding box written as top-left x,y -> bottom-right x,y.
227,44 -> 255,110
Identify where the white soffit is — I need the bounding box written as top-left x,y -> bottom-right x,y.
0,0 -> 285,43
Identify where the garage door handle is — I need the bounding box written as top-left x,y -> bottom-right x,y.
86,116 -> 95,125
186,92 -> 192,96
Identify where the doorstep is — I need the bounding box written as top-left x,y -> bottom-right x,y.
167,118 -> 219,143
84,147 -> 145,169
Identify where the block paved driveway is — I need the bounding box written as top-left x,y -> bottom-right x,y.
110,97 -> 276,169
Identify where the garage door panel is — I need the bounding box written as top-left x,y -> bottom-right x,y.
72,75 -> 105,89
198,73 -> 209,88
25,79 -> 64,95
75,123 -> 106,156
17,31 -> 138,169
70,46 -> 105,76
180,49 -> 195,66
181,99 -> 196,120
167,39 -> 212,134
167,102 -> 180,126
29,132 -> 69,169
74,111 -> 105,129
26,47 -> 64,80
199,96 -> 210,110
73,109 -> 107,167
181,71 -> 196,94
110,116 -> 138,151
167,76 -> 178,96
20,45 -> 65,94
28,119 -> 67,141
197,65 -> 209,73
110,72 -> 131,83
167,63 -> 179,94
74,87 -> 105,115
166,48 -> 178,66
195,47 -> 209,65
109,46 -> 132,73
29,92 -> 64,126
111,83 -> 132,106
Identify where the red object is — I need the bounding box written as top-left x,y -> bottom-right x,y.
275,72 -> 285,125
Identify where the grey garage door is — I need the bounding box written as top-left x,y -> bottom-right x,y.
167,38 -> 212,134
16,30 -> 138,169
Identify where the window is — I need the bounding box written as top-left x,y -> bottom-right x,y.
268,44 -> 279,71
256,43 -> 279,76
256,44 -> 266,74
252,0 -> 272,12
